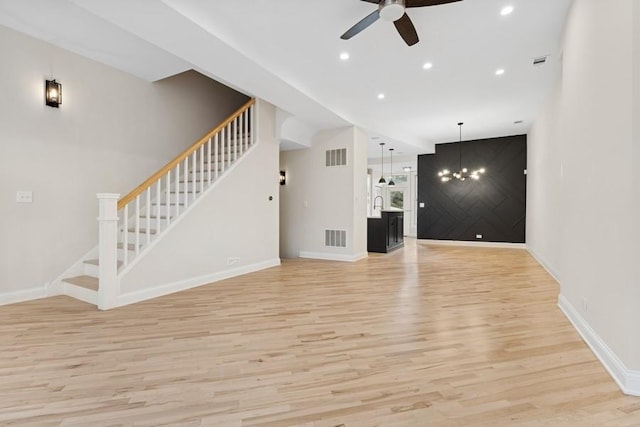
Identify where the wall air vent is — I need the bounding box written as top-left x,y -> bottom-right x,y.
326,148 -> 347,167
533,56 -> 549,66
325,229 -> 347,248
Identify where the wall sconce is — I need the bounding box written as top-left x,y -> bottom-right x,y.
45,79 -> 62,108
280,170 -> 286,185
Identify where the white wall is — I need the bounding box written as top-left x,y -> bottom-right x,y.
0,24 -> 249,297
279,126 -> 368,261
630,0 -> 640,370
528,0 -> 640,390
351,127 -> 369,256
119,100 -> 280,298
526,80 -> 563,280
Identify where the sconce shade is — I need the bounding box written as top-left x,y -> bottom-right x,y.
45,79 -> 62,108
280,170 -> 286,185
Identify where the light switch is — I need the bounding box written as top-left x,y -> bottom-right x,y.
303,201 -> 308,208
16,191 -> 33,203
419,202 -> 425,208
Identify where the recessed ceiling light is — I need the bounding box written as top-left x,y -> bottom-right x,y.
501,5 -> 514,16
423,62 -> 433,70
378,93 -> 385,100
495,68 -> 505,76
340,52 -> 350,61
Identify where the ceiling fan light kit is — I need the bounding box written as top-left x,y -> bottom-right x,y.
379,0 -> 405,21
341,0 -> 463,47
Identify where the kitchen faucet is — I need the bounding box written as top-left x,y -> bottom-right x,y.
373,196 -> 384,211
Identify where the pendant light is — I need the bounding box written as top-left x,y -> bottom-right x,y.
378,142 -> 386,184
388,148 -> 395,186
438,122 -> 486,182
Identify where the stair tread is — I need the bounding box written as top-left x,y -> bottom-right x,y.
118,242 -> 142,250
126,228 -> 158,234
64,275 -> 98,292
84,259 -> 124,268
139,215 -> 172,220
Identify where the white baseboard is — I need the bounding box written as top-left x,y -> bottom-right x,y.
116,258 -> 281,308
418,239 -> 526,249
0,286 -> 47,306
299,251 -> 368,262
558,294 -> 640,396
527,245 -> 560,283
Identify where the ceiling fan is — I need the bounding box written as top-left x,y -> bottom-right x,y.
341,0 -> 462,46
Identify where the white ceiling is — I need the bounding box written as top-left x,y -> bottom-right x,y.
0,0 -> 572,159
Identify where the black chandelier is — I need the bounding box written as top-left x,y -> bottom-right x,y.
438,122 -> 485,182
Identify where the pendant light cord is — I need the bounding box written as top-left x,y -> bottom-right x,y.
458,122 -> 463,172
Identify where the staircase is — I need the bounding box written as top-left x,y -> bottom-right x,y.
59,99 -> 256,309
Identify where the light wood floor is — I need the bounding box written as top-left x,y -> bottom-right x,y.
1,240 -> 639,426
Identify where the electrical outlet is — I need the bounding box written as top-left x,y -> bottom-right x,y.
476,234 -> 483,239
227,257 -> 240,266
16,191 -> 33,203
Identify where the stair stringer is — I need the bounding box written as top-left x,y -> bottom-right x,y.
114,136 -> 280,308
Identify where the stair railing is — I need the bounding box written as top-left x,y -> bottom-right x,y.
97,98 -> 255,309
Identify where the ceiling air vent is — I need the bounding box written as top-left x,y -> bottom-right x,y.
326,148 -> 347,167
533,56 -> 549,67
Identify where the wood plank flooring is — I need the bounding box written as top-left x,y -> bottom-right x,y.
1,239 -> 639,426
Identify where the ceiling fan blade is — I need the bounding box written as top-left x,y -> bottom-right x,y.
406,0 -> 462,7
341,9 -> 381,40
394,13 -> 419,46
360,0 -> 380,3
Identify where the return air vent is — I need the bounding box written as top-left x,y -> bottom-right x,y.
325,229 -> 347,248
326,148 -> 347,167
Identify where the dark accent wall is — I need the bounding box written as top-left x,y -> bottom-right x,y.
417,134 -> 527,243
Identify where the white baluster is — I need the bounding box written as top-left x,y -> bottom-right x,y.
146,188 -> 151,246
135,195 -> 140,257
191,151 -> 197,202
183,158 -> 189,209
251,105 -> 255,145
174,163 -> 180,217
221,127 -> 225,173
123,204 -> 129,267
244,109 -> 248,151
234,117 -> 238,162
156,180 -> 161,235
238,114 -> 244,155
97,193 -> 120,310
166,171 -> 172,225
207,137 -> 212,186
214,133 -> 219,180
226,123 -> 231,167
200,144 -> 205,193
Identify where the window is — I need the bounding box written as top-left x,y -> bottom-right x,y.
390,190 -> 404,209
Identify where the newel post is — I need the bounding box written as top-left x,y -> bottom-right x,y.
97,193 -> 120,310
